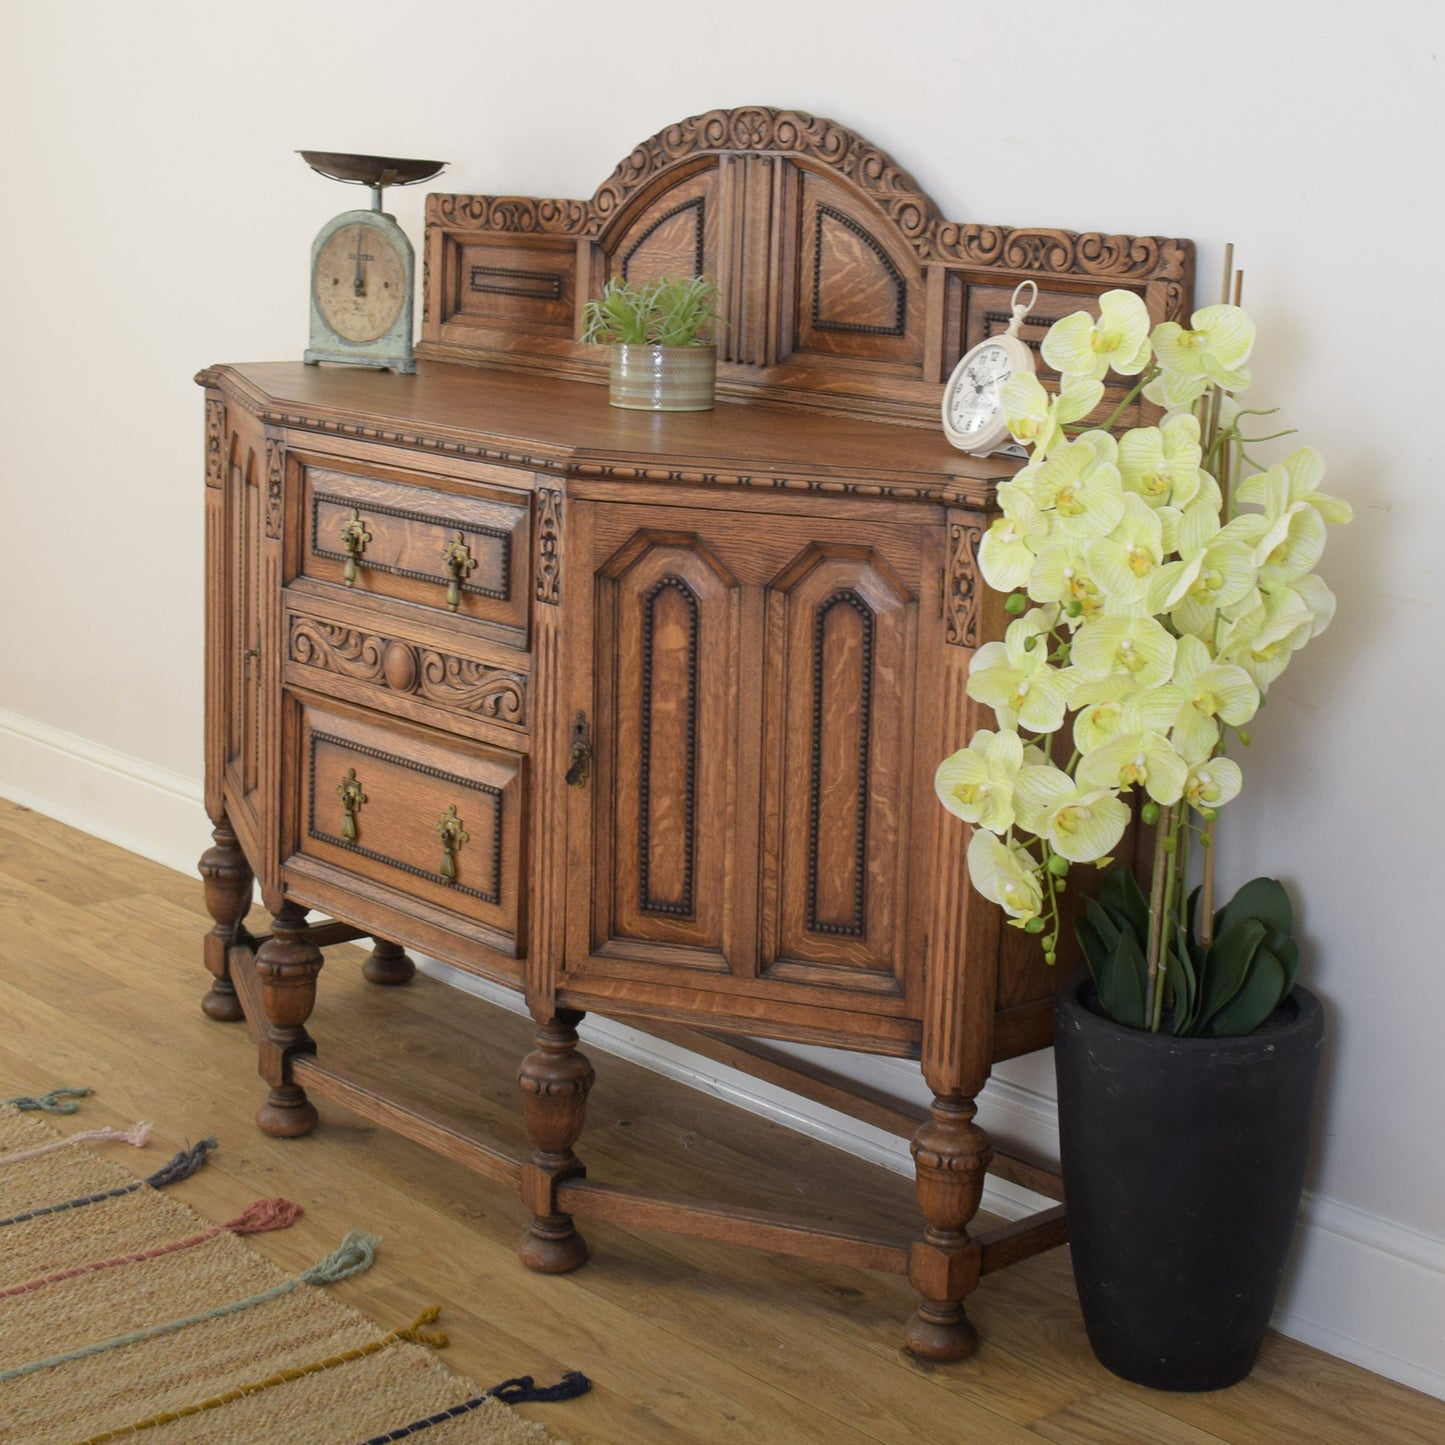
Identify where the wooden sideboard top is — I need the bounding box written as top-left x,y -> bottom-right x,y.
198,360 -> 1015,509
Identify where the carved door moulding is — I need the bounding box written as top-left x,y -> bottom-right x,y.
421,105 -> 1194,427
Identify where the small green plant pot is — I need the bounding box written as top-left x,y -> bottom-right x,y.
607,344 -> 716,412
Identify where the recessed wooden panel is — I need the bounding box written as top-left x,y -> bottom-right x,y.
607,168 -> 719,285
793,174 -> 923,365
590,532 -> 739,966
762,547 -> 916,992
448,236 -> 577,334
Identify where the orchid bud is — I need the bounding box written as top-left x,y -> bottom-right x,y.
1006,593 -> 1028,615
1047,854 -> 1069,878
1141,801 -> 1161,826
1024,917 -> 1045,934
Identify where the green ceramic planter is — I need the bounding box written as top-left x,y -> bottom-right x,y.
607,344 -> 716,412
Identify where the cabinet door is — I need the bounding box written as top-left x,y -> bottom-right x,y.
564,498 -> 935,1026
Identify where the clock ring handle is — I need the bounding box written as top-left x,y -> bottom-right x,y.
1005,280 -> 1038,338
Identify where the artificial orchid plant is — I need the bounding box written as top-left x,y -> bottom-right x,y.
935,274 -> 1352,1036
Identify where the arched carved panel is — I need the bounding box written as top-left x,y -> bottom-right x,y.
421,105 -> 1194,425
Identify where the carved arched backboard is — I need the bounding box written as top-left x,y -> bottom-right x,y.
420,106 -> 1194,427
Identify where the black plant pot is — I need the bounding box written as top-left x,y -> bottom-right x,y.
1054,974 -> 1324,1391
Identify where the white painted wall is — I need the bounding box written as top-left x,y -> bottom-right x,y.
3,0 -> 1441,1397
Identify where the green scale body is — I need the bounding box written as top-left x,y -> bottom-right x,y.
305,206 -> 417,374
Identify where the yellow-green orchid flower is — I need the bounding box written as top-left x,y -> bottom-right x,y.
933,727 -> 1037,833
1118,414 -> 1208,510
1028,541 -> 1106,624
1013,766 -> 1130,864
1184,756 -> 1243,812
1042,290 -> 1153,381
1216,585 -> 1316,692
1033,433 -> 1126,541
1002,374 -> 1105,459
1070,610 -> 1178,691
1087,493 -> 1166,605
1148,303 -> 1255,393
966,610 -> 1077,734
1147,498 -> 1257,638
1076,725 -> 1189,805
1236,446 -> 1353,526
966,831 -> 1044,925
978,483 -> 1051,592
1168,634 -> 1260,763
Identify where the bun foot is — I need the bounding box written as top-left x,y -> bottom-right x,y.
519,1222 -> 589,1275
201,981 -> 246,1023
256,1089 -> 319,1138
363,939 -> 416,986
904,1303 -> 979,1362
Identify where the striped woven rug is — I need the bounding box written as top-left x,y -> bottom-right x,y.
0,1091 -> 585,1444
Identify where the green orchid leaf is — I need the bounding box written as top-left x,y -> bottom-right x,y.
1075,914 -> 1110,992
1197,917 -> 1267,1030
1214,877 -> 1293,942
1096,928 -> 1148,1031
1268,930 -> 1301,994
1169,925 -> 1199,1036
1099,866 -> 1151,944
1206,946 -> 1288,1036
1081,899 -> 1123,959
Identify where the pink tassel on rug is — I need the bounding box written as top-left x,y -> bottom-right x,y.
0,1197 -> 304,1300
226,1198 -> 304,1234
0,1122 -> 152,1167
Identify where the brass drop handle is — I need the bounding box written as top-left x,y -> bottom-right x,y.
442,532 -> 477,612
339,509 -> 372,587
435,804 -> 469,883
336,768 -> 367,843
566,711 -> 592,787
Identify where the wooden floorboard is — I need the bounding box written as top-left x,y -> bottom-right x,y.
0,797 -> 1442,1442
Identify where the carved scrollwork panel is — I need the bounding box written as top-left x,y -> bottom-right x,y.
535,487 -> 562,605
945,523 -> 984,648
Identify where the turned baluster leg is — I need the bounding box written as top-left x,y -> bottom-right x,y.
198,814 -> 253,1023
905,1095 -> 993,1361
363,937 -> 416,986
517,1010 -> 593,1274
254,901 -> 324,1138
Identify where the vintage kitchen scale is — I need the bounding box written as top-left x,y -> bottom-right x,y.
300,151 -> 446,373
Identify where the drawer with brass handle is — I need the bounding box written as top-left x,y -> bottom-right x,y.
296,459 -> 530,642
288,697 -> 524,960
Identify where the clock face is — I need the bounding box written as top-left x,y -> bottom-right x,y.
947,342 -> 1014,435
313,222 -> 408,344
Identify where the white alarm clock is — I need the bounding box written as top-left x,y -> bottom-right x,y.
942,280 -> 1038,456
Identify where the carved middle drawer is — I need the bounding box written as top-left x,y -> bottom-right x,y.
283,596 -> 529,746
295,456 -> 531,644
288,697 -> 524,960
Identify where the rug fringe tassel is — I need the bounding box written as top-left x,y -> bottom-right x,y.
226,1197 -> 304,1234
301,1229 -> 381,1284
0,1122 -> 151,1168
145,1137 -> 218,1188
487,1370 -> 592,1405
2,1086 -> 94,1114
397,1305 -> 450,1349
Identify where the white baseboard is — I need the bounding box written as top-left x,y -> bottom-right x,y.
0,706 -> 207,877
2,708 -> 1440,1399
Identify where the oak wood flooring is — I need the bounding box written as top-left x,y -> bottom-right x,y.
0,798 -> 1440,1443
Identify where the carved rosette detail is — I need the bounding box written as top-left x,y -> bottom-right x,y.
204,398 -> 225,488
428,193 -> 590,235
288,617 -> 527,725
535,488 -> 562,605
264,438 -> 284,539
945,523 -> 983,648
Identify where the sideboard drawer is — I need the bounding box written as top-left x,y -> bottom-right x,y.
291,699 -> 524,954
298,461 -> 530,639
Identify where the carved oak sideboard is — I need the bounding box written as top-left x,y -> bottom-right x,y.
198,107 -> 1193,1360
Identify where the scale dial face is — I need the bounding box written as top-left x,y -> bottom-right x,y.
313,221 -> 408,344
946,342 -> 1014,436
